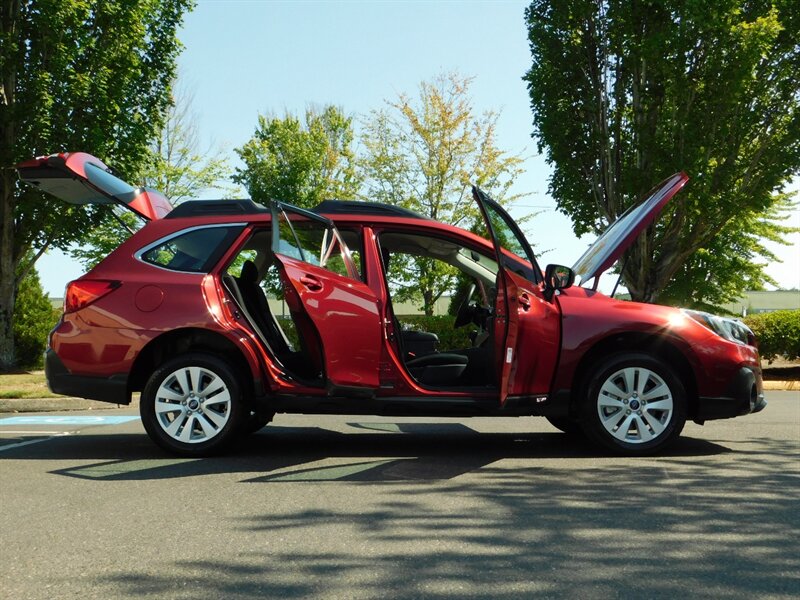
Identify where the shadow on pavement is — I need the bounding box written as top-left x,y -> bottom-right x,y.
0,421 -> 731,482
91,432 -> 798,599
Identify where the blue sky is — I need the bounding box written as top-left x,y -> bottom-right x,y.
37,0 -> 800,295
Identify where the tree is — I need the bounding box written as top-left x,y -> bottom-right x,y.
13,259 -> 57,369
233,105 -> 360,209
69,83 -> 233,269
361,72 -> 526,315
0,0 -> 193,370
525,0 -> 800,306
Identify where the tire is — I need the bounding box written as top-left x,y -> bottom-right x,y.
545,416 -> 583,435
241,409 -> 275,435
580,352 -> 687,455
140,353 -> 246,456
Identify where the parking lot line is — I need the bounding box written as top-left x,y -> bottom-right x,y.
0,433 -> 72,452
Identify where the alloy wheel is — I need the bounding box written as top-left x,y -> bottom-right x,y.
154,365 -> 232,444
595,366 -> 674,444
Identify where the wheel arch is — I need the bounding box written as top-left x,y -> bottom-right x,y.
569,332 -> 698,418
128,328 -> 260,400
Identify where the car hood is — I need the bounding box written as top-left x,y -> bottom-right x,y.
571,172 -> 688,283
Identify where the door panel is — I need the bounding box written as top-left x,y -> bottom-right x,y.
472,186 -> 561,405
503,270 -> 560,396
271,203 -> 382,390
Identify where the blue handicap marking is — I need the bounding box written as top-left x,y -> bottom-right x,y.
0,415 -> 139,426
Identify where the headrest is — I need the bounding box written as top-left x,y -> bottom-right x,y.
240,260 -> 258,284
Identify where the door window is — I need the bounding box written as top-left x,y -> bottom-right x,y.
473,188 -> 541,284
274,206 -> 358,280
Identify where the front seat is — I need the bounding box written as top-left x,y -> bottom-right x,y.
236,260 -> 292,356
378,247 -> 468,385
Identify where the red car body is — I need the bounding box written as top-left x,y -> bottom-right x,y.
18,152 -> 765,456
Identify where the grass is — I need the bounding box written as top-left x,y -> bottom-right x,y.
0,371 -> 59,399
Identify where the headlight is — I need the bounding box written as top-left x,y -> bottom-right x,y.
682,309 -> 755,346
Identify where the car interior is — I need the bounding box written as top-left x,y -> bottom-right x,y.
222,227 -> 501,391
377,231 -> 499,389
222,229 -> 325,385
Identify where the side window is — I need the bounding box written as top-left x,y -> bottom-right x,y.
140,226 -> 241,273
274,208 -> 357,280
338,229 -> 364,281
226,249 -> 258,278
477,198 -> 539,283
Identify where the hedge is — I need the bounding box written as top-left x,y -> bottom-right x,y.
397,315 -> 472,350
744,309 -> 800,362
277,314 -> 472,352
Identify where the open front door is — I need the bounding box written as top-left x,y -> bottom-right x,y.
472,187 -> 561,406
271,202 -> 382,393
17,152 -> 172,220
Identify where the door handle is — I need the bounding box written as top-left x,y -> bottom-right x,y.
299,274 -> 323,291
519,293 -> 531,310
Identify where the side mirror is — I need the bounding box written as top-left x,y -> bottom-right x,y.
543,264 -> 575,300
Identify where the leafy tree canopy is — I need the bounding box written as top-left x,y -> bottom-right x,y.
361,72 -> 527,315
69,82 -> 233,269
525,0 -> 800,306
233,105 -> 360,209
0,0 -> 193,369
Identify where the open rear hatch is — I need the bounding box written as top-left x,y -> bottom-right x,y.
17,152 -> 172,220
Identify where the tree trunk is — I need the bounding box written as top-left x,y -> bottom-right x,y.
1,0 -> 20,371
0,169 -> 17,370
422,289 -> 434,317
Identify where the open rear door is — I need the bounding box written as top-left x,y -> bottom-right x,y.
472,187 -> 561,406
271,202 -> 383,393
17,152 -> 172,220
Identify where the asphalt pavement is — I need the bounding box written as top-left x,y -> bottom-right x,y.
1,391 -> 798,599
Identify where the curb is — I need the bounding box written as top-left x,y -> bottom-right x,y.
0,395 -> 140,414
763,380 -> 800,391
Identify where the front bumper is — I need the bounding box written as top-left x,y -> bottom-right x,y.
45,349 -> 131,405
696,366 -> 766,421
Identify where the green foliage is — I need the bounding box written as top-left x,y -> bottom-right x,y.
448,273 -> 476,316
744,310 -> 800,362
142,84 -> 236,204
525,0 -> 800,307
398,315 -> 472,351
362,72 -> 527,315
0,0 -> 193,369
69,83 -> 233,269
13,266 -> 58,369
233,105 -> 360,209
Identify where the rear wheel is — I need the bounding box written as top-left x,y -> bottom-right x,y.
545,416 -> 582,435
580,352 -> 687,455
140,353 -> 245,456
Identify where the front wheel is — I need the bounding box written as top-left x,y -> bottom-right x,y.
140,353 -> 245,456
580,352 -> 687,455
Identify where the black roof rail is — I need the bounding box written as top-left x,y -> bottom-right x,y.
165,198 -> 428,221
313,200 -> 427,220
166,199 -> 268,219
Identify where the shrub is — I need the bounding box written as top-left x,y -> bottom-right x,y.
13,267 -> 60,369
744,310 -> 800,362
398,315 -> 472,350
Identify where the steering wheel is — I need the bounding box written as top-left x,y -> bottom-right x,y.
454,283 -> 477,328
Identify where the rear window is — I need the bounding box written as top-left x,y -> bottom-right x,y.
140,225 -> 243,273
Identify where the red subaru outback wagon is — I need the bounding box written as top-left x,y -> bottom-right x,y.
18,152 -> 765,456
